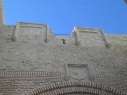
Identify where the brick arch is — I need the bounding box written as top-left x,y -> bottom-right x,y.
29,81 -> 125,95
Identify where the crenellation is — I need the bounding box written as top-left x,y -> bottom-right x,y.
73,27 -> 108,47
1,1 -> 127,94
1,24 -> 127,94
10,23 -> 111,48
73,27 -> 80,46
14,22 -> 46,43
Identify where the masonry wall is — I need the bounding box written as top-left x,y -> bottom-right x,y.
0,25 -> 127,93
0,0 -> 3,25
78,32 -> 105,47
14,23 -> 54,44
14,24 -> 108,47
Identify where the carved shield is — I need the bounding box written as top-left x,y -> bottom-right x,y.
66,64 -> 89,80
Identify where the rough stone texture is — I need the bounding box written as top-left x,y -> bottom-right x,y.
65,64 -> 95,81
75,27 -> 108,47
108,35 -> 127,46
79,32 -> 104,47
54,35 -> 74,46
0,0 -> 3,25
0,25 -> 127,94
15,22 -> 47,43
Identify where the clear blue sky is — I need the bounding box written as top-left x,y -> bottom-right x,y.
3,0 -> 127,35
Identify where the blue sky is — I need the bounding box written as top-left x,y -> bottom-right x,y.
3,0 -> 127,35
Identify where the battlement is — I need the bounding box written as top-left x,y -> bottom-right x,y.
76,27 -> 99,33
16,22 -> 46,29
9,22 -> 110,48
1,23 -> 127,94
73,27 -> 110,47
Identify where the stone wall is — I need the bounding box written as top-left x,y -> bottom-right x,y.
73,27 -> 109,47
79,32 -> 104,47
0,24 -> 127,93
14,22 -> 54,44
108,36 -> 127,46
10,23 -> 110,48
15,22 -> 45,43
0,0 -> 3,25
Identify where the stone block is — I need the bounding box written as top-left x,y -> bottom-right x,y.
14,22 -> 47,43
65,64 -> 95,81
74,27 -> 110,47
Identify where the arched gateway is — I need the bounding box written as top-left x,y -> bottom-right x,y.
29,81 -> 125,95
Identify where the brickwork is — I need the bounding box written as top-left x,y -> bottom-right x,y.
0,71 -> 66,95
0,25 -> 127,94
29,81 -> 126,95
0,1 -> 127,94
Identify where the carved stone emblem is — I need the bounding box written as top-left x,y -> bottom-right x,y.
65,64 -> 95,81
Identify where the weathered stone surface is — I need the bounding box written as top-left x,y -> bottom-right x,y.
74,27 -> 109,47
15,22 -> 47,43
0,25 -> 127,94
0,0 -> 3,25
65,64 -> 95,81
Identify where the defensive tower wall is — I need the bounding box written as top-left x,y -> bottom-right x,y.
9,22 -> 110,48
